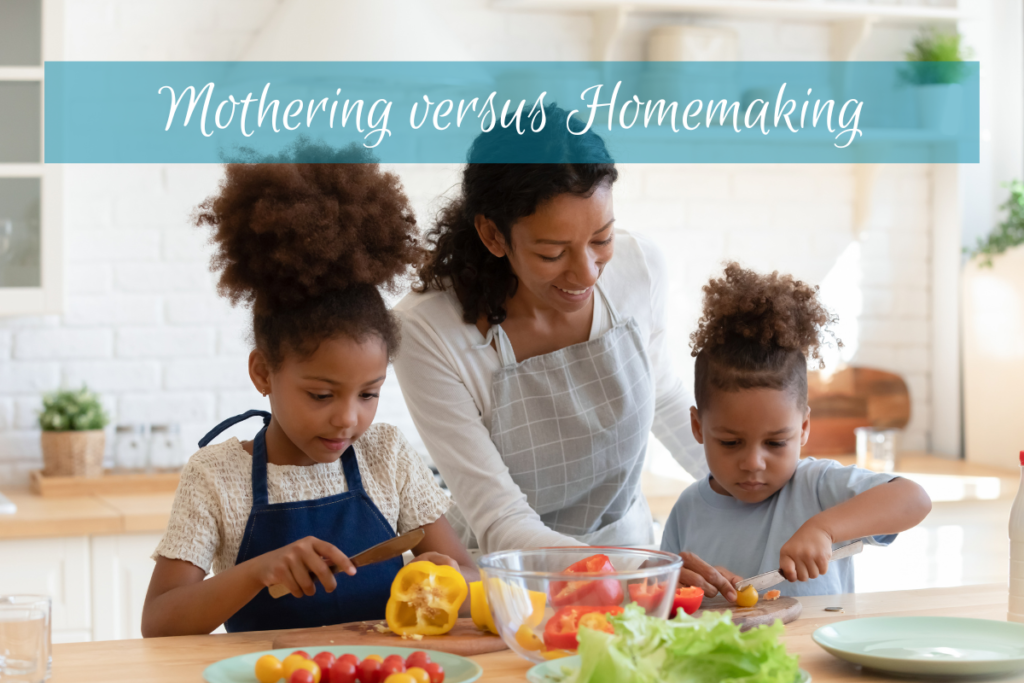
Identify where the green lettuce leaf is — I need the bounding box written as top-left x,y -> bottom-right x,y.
571,603 -> 799,683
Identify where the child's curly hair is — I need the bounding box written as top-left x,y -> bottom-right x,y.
691,262 -> 839,411
194,141 -> 423,368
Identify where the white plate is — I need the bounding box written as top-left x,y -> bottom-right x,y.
813,617 -> 1024,677
202,645 -> 482,683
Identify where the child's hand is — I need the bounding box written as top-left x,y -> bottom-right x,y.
414,551 -> 460,570
677,551 -> 742,603
248,536 -> 355,599
779,524 -> 833,583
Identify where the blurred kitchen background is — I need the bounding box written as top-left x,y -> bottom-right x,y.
1,0 -> 1022,644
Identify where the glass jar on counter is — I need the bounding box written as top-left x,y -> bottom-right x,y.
148,424 -> 184,471
113,424 -> 149,472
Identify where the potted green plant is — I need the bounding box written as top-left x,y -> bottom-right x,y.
902,28 -> 972,133
38,387 -> 110,478
965,180 -> 1024,267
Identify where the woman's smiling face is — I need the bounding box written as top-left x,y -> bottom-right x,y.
690,387 -> 811,503
488,183 -> 615,315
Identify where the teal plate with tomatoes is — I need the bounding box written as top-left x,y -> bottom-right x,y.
525,656 -> 811,683
202,645 -> 482,683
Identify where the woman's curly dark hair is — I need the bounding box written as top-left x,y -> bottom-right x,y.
194,140 -> 423,368
414,104 -> 617,325
691,262 -> 840,411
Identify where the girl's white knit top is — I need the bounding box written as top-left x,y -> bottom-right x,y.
153,423 -> 451,575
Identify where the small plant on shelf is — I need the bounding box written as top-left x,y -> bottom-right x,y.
38,386 -> 109,431
37,386 -> 110,478
901,28 -> 972,85
965,181 -> 1024,268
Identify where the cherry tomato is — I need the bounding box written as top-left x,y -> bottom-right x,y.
382,675 -> 416,683
364,655 -> 383,663
329,660 -> 358,683
255,654 -> 283,683
282,654 -> 309,681
313,653 -> 336,683
422,662 -> 444,683
736,585 -> 759,608
338,654 -> 360,668
379,660 -> 405,679
383,655 -> 406,671
404,652 -> 430,670
515,625 -> 543,651
357,658 -> 382,683
292,651 -> 311,660
405,667 -> 431,683
291,671 -> 314,683
293,660 -> 321,683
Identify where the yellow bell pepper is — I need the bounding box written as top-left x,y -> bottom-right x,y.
385,561 -> 468,636
470,580 -> 547,635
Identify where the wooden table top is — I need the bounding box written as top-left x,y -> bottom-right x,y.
53,583 -> 1011,683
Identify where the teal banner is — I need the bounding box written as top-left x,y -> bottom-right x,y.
45,61 -> 979,163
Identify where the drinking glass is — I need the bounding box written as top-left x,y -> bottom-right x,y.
855,427 -> 899,473
0,595 -> 51,682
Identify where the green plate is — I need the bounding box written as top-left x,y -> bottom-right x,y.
525,655 -> 810,683
813,617 -> 1024,677
202,645 -> 483,683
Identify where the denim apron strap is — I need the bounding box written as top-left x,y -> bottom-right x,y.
197,410 -> 271,448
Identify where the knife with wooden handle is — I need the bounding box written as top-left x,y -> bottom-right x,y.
268,527 -> 425,599
737,539 -> 864,592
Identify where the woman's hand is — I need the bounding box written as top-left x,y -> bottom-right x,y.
246,536 -> 355,598
779,523 -> 833,583
677,552 -> 741,603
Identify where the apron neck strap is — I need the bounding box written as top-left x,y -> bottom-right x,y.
251,424 -> 271,506
198,409 -> 271,448
340,446 -> 364,493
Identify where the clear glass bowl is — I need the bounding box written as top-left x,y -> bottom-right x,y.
478,547 -> 683,664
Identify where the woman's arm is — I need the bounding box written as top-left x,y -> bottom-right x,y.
393,307 -> 584,554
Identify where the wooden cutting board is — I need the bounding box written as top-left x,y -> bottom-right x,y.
271,617 -> 508,656
694,596 -> 802,631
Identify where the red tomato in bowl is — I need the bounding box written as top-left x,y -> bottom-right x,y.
405,652 -> 430,670
627,580 -> 667,612
329,660 -> 357,683
672,586 -> 705,615
549,554 -> 624,607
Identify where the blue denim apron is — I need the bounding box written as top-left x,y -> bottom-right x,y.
197,410 -> 402,633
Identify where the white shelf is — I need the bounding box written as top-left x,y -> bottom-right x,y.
493,0 -> 968,60
493,0 -> 967,23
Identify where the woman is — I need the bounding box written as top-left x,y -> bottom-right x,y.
394,106 -> 733,596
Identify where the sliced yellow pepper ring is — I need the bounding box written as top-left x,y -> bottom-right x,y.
385,561 -> 468,636
540,649 -> 576,660
515,624 -> 544,651
469,580 -> 547,635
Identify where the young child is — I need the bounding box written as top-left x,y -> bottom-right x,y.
142,149 -> 475,636
661,263 -> 931,600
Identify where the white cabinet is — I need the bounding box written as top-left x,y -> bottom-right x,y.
90,533 -> 162,641
0,532 -> 164,643
0,536 -> 92,640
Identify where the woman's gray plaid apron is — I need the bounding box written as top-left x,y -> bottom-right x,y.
449,283 -> 656,551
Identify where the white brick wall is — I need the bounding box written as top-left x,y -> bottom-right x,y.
0,0 -> 937,485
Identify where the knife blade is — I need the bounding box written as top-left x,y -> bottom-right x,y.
268,527 -> 426,599
736,539 -> 865,593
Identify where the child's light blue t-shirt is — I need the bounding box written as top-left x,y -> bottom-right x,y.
660,457 -> 898,597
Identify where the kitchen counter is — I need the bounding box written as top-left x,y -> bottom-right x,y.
0,489 -> 174,539
52,583 -> 1010,682
1,450 -> 1014,540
